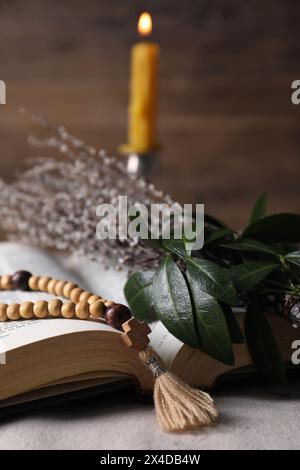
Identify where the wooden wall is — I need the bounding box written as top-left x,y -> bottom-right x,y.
0,0 -> 300,228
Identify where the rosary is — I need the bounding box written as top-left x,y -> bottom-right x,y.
0,269 -> 218,433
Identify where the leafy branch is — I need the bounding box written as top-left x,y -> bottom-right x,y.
125,195 -> 300,383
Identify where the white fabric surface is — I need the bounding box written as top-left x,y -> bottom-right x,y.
0,380 -> 300,450
0,242 -> 299,450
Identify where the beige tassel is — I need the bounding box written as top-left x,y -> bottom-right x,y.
121,319 -> 218,433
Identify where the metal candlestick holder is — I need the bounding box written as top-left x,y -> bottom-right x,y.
125,152 -> 158,179
119,144 -> 160,179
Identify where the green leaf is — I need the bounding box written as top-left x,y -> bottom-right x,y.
187,272 -> 234,365
204,228 -> 234,246
245,296 -> 286,383
249,193 -> 266,224
222,239 -> 281,257
220,303 -> 244,344
229,261 -> 279,290
152,256 -> 200,349
185,257 -> 238,305
285,251 -> 300,268
124,271 -> 157,322
242,213 -> 300,243
159,238 -> 186,258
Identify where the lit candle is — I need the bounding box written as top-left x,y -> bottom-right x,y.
121,12 -> 160,154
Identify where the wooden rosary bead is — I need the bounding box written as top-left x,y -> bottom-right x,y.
7,303 -> 21,320
79,291 -> 92,303
33,300 -> 48,318
105,304 -> 131,330
1,272 -> 133,331
0,304 -> 8,321
61,301 -> 76,319
89,299 -> 105,318
75,301 -> 90,319
47,279 -> 57,295
1,275 -> 13,290
11,270 -> 32,290
38,276 -> 51,292
54,280 -> 66,296
19,301 -> 34,319
88,294 -> 101,304
28,275 -> 40,291
48,299 -> 63,317
63,282 -> 77,299
70,287 -> 84,303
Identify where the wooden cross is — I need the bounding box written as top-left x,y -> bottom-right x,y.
121,318 -> 151,351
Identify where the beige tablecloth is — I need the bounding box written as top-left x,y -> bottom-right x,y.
0,379 -> 300,450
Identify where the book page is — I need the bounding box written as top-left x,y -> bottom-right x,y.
0,241 -> 81,286
0,317 -> 116,354
149,321 -> 183,369
0,241 -> 128,303
62,251 -> 127,304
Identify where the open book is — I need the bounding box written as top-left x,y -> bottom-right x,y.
0,242 -> 298,414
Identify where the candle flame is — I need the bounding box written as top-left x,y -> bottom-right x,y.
138,12 -> 152,37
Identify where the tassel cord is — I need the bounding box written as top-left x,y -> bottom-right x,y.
137,344 -> 218,432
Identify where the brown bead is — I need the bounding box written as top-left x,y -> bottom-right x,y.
104,300 -> 114,307
105,304 -> 131,330
48,299 -> 63,317
33,300 -> 48,318
28,275 -> 40,291
89,300 -> 105,318
1,275 -> 13,290
54,280 -> 66,296
0,304 -> 8,321
87,295 -> 101,304
7,303 -> 21,320
11,270 -> 32,290
75,301 -> 90,319
63,282 -> 77,299
47,279 -> 57,295
20,301 -> 34,319
61,301 -> 75,318
70,287 -> 84,303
